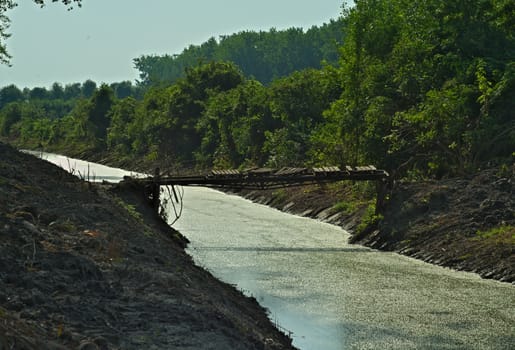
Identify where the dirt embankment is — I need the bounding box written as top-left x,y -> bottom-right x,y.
0,142 -> 294,349
231,167 -> 514,284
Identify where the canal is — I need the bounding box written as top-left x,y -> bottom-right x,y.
37,152 -> 515,349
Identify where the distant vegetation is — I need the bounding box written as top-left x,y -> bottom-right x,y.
1,0 -> 514,179
133,19 -> 345,86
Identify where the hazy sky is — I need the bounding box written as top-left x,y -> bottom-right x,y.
1,0 -> 346,89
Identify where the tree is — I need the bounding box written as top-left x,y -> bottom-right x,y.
81,79 -> 97,98
0,0 -> 16,65
87,83 -> 114,140
198,79 -> 273,167
110,80 -> 134,99
50,82 -> 64,99
266,67 -> 342,166
0,83 -> 24,109
28,86 -> 49,100
0,0 -> 82,64
107,96 -> 136,154
0,100 -> 21,136
63,82 -> 81,99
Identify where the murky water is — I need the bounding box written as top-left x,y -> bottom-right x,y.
37,152 -> 515,349
173,187 -> 514,350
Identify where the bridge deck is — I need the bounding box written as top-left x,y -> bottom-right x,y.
135,166 -> 388,190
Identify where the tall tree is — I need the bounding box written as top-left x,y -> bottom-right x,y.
88,83 -> 114,140
50,82 -> 64,99
81,79 -> 97,98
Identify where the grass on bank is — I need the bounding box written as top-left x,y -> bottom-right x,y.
475,225 -> 515,244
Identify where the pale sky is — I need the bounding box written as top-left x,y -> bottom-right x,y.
1,0 -> 346,89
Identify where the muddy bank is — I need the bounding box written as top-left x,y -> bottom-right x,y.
0,142 -> 294,349
230,167 -> 514,284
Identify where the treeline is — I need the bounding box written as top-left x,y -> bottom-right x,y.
1,0 -> 514,179
134,19 -> 345,86
0,61 -> 342,169
0,80 -> 141,109
0,80 -> 142,150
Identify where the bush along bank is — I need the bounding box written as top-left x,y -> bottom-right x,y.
231,166 -> 514,284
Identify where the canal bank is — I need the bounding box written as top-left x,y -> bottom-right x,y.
0,142 -> 294,349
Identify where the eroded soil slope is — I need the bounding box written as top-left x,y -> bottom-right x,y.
353,168 -> 514,283
0,142 -> 293,349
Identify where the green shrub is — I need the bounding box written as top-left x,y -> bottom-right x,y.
332,200 -> 357,214
357,203 -> 383,233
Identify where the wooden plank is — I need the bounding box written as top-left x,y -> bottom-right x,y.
248,167 -> 274,174
275,167 -> 291,175
211,169 -> 240,176
313,166 -> 340,174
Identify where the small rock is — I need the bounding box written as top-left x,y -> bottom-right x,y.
132,246 -> 145,254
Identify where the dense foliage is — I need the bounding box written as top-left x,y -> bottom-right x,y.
1,0 -> 513,179
327,0 -> 515,177
134,19 -> 345,86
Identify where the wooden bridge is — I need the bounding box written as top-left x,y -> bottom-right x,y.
145,165 -> 388,190
126,165 -> 389,215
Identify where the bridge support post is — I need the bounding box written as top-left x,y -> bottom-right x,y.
375,179 -> 387,215
151,167 -> 161,214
